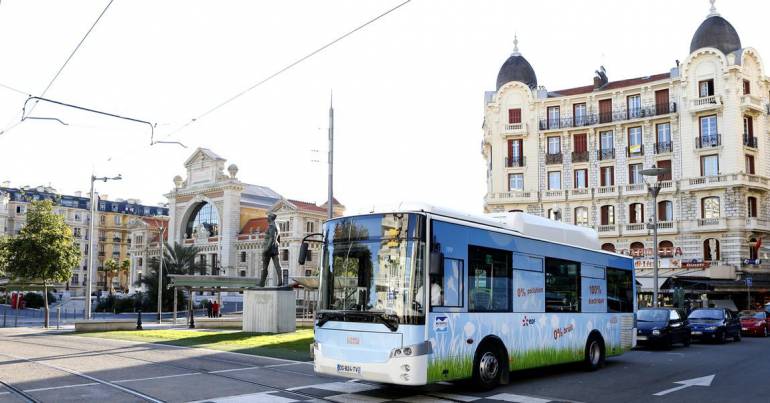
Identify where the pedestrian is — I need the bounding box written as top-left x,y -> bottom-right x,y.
212,301 -> 219,318
206,301 -> 213,318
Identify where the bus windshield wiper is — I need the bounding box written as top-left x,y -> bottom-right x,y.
316,311 -> 341,328
373,312 -> 399,332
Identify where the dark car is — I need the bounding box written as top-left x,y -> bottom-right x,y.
636,308 -> 691,348
688,308 -> 741,343
739,310 -> 770,337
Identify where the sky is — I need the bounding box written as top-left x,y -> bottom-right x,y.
0,0 -> 767,215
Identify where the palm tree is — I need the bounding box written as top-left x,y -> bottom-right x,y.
119,259 -> 130,291
135,242 -> 206,312
103,258 -> 119,294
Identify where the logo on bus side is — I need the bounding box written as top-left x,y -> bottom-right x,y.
521,315 -> 536,326
433,315 -> 449,333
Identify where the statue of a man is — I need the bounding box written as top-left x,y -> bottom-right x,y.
259,213 -> 283,287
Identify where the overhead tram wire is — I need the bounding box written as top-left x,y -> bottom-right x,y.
161,0 -> 412,139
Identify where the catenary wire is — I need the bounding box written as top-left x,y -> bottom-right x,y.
161,0 -> 412,139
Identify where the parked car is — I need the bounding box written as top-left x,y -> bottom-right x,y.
739,310 -> 769,337
636,308 -> 691,349
688,308 -> 741,343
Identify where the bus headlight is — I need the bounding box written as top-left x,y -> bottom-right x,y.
652,329 -> 661,336
390,341 -> 433,358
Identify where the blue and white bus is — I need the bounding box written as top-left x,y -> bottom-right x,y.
306,204 -> 635,389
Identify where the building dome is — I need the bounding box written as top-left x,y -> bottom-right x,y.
496,36 -> 537,90
690,15 -> 741,55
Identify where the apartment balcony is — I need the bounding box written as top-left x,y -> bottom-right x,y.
505,156 -> 526,168
745,217 -> 770,232
596,224 -> 619,237
743,135 -> 758,149
542,189 -> 566,201
537,102 -> 677,131
112,237 -> 122,243
656,221 -> 678,234
571,151 -> 589,163
734,173 -> 770,189
503,122 -> 527,135
545,153 -> 563,165
695,134 -> 721,149
694,217 -> 727,232
568,188 -> 592,201
657,180 -> 675,193
624,223 -> 647,236
598,148 -> 615,161
486,191 -> 538,204
595,185 -> 619,198
624,183 -> 646,196
740,94 -> 764,113
655,141 -> 673,154
689,95 -> 722,113
626,144 -> 644,158
682,174 -> 729,191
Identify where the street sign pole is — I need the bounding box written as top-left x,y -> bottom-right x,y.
747,277 -> 752,309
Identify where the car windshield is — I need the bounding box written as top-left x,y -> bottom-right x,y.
739,311 -> 765,319
637,309 -> 669,322
319,213 -> 426,325
688,309 -> 723,320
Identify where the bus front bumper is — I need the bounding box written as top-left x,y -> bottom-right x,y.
313,345 -> 429,386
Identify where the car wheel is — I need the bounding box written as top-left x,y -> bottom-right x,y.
584,335 -> 605,371
734,331 -> 741,342
717,330 -> 726,344
472,343 -> 502,391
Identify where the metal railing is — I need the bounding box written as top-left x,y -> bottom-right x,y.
571,151 -> 589,163
655,141 -> 673,154
545,153 -> 563,164
505,156 -> 526,167
598,148 -> 615,160
692,95 -> 718,107
538,102 -> 677,130
743,136 -> 758,148
695,134 -> 721,148
626,144 -> 644,157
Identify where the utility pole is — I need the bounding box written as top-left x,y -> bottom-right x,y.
157,225 -> 166,323
85,174 -> 121,319
327,91 -> 334,220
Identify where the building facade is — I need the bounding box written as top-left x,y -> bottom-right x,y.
482,5 -> 769,306
0,183 -> 168,296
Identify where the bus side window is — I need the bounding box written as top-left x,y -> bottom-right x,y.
468,245 -> 511,312
545,258 -> 580,313
607,268 -> 634,313
433,258 -> 463,308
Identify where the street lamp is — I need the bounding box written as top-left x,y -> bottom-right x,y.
85,173 -> 122,319
641,165 -> 670,308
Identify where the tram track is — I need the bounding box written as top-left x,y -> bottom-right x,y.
0,379 -> 40,403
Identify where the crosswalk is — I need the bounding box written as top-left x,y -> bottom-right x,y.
194,381 -> 577,403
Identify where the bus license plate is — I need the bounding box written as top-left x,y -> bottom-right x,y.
637,335 -> 647,341
692,331 -> 702,335
336,364 -> 361,375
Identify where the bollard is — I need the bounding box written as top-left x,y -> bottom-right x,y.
2,310 -> 5,327
189,309 -> 195,329
136,310 -> 143,330
57,307 -> 61,330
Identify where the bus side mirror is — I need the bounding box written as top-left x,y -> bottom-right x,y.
430,251 -> 444,276
298,242 -> 309,265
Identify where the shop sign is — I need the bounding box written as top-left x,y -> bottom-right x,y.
680,260 -> 711,269
620,246 -> 683,258
743,259 -> 761,265
634,258 -> 681,269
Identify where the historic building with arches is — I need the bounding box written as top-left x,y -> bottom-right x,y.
482,3 -> 769,306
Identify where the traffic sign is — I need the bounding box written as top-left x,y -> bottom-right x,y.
746,277 -> 753,287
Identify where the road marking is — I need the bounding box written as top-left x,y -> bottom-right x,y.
263,362 -> 305,368
288,381 -> 378,393
209,366 -> 262,373
23,383 -> 100,392
653,374 -> 715,396
113,372 -> 200,383
189,391 -> 298,403
487,393 -> 553,403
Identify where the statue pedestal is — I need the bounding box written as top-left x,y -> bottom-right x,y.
243,288 -> 296,333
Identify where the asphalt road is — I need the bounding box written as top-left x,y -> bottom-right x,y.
0,327 -> 768,403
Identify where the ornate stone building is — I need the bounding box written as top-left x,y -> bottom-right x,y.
482,3 -> 769,306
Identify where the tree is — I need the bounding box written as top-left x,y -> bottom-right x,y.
135,242 -> 206,313
103,258 -> 119,294
119,259 -> 130,291
0,200 -> 81,327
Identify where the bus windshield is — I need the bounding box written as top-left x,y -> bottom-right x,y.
319,213 -> 426,326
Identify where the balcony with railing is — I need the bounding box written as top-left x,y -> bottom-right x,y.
503,122 -> 526,134
485,191 -> 538,204
656,221 -> 677,234
655,141 -> 673,154
538,102 -> 677,131
545,153 -> 563,165
596,224 -> 619,237
625,182 -> 646,195
683,174 -> 728,190
598,148 -> 615,161
695,134 -> 721,149
571,151 -> 589,163
624,222 -> 647,236
112,236 -> 122,243
658,180 -> 675,193
569,188 -> 592,200
595,185 -> 618,198
743,135 -> 758,148
626,144 -> 644,158
690,95 -> 721,112
542,189 -> 565,201
505,156 -> 526,168
745,217 -> 770,232
740,94 -> 764,113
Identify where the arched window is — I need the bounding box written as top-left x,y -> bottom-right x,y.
629,203 -> 645,224
703,238 -> 720,261
574,207 -> 589,226
630,241 -> 645,257
701,197 -> 720,219
659,240 -> 674,257
600,205 -> 615,225
658,200 -> 673,222
748,197 -> 758,218
601,243 -> 616,252
547,208 -> 562,221
749,238 -> 759,261
185,202 -> 219,238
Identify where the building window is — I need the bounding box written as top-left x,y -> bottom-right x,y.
282,269 -> 289,285
630,242 -> 645,257
114,215 -> 121,225
749,238 -> 759,260
656,160 -> 672,181
573,133 -> 588,160
574,207 -> 589,226
573,103 -> 587,126
600,166 -> 614,187
74,213 -> 81,221
658,200 -> 673,222
629,203 -> 644,224
305,270 -> 312,277
306,249 -> 313,262
656,123 -> 671,153
545,258 -> 580,313
698,79 -> 714,97
745,155 -> 755,174
628,163 -> 643,185
240,251 -> 247,263
278,221 -> 289,232
547,136 -> 561,155
627,127 -> 643,156
659,240 -> 674,257
306,221 -> 315,233
508,174 -> 524,191
547,106 -> 560,129
743,116 -> 755,147
574,169 -> 587,188
600,205 -> 615,225
703,238 -> 720,261
743,79 -> 751,95
508,108 -> 521,124
601,243 -> 616,253
700,155 -> 719,176
627,94 -> 641,118
547,208 -> 562,221
701,196 -> 720,219
748,197 -> 758,218
699,115 -> 718,146
138,257 -> 143,267
548,171 -> 561,190
599,99 -> 612,123
599,130 -> 614,159
508,138 -> 523,167
100,215 -> 105,224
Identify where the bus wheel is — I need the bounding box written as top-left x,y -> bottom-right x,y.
472,344 -> 502,390
584,334 -> 605,371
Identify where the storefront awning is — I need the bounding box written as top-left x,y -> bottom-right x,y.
636,277 -> 672,292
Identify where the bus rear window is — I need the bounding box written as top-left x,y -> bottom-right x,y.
607,268 -> 633,313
